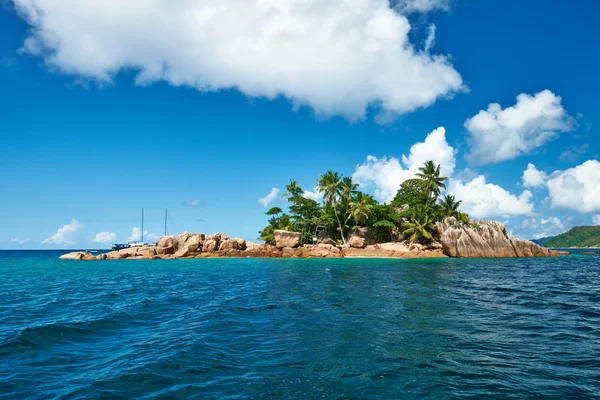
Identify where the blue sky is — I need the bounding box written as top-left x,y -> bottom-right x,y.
1,0 -> 598,248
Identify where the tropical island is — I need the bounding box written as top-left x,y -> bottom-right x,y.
62,161 -> 565,260
533,225 -> 600,248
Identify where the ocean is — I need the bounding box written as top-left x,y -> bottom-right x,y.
0,250 -> 599,399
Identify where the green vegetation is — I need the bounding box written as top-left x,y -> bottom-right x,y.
531,236 -> 554,246
544,226 -> 600,248
259,161 -> 471,245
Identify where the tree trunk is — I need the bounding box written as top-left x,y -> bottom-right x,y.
332,203 -> 346,245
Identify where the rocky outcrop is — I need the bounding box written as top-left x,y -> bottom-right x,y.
59,252 -> 95,260
155,246 -> 174,255
60,225 -> 567,261
342,242 -> 447,258
232,238 -> 247,250
202,239 -> 219,253
155,236 -> 176,249
436,218 -> 562,258
274,230 -> 302,248
245,243 -> 283,258
219,238 -> 247,251
183,234 -> 203,252
285,244 -> 341,258
348,235 -> 366,248
174,246 -> 191,258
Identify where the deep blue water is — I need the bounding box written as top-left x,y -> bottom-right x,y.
0,251 -> 599,399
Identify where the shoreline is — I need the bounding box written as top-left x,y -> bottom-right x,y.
59,222 -> 570,261
549,247 -> 600,249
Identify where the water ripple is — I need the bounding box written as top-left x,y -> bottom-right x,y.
0,251 -> 599,399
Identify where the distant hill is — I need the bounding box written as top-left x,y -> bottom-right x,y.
531,236 -> 555,246
544,226 -> 600,248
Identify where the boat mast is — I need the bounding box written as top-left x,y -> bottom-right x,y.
164,209 -> 168,236
141,208 -> 144,243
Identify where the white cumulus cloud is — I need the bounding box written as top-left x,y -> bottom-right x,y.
258,188 -> 280,208
43,219 -> 83,246
353,127 -> 455,202
546,160 -> 600,213
519,216 -> 565,239
465,90 -> 575,165
522,163 -> 547,188
592,215 -> 600,226
13,0 -> 463,120
128,227 -> 149,242
92,231 -> 117,243
448,176 -> 534,219
303,187 -> 324,202
401,127 -> 456,176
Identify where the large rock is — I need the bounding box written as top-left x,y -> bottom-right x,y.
350,227 -> 377,245
510,237 -> 562,257
342,243 -> 447,258
183,234 -> 203,252
59,252 -> 94,260
175,232 -> 192,250
174,246 -> 191,258
274,230 -> 302,248
155,236 -> 176,249
118,248 -> 139,258
351,226 -> 401,245
232,238 -> 247,251
245,244 -> 282,257
219,239 -> 241,251
104,251 -> 123,259
206,233 -> 222,242
218,238 -> 247,251
279,244 -> 341,258
296,244 -> 341,258
348,236 -> 366,248
155,246 -> 174,255
436,218 -> 562,258
202,239 -> 219,252
136,247 -> 157,258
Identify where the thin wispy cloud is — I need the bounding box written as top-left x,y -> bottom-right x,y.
258,188 -> 280,208
8,237 -> 29,245
183,199 -> 202,207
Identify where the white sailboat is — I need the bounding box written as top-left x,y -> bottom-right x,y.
111,208 -> 149,250
129,208 -> 149,247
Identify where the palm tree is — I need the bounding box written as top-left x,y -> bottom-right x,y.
282,180 -> 303,198
416,160 -> 447,201
340,177 -> 359,202
266,207 -> 283,216
439,195 -> 461,219
348,192 -> 374,227
317,171 -> 346,244
403,204 -> 436,243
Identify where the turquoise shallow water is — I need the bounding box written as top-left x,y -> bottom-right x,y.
0,251 -> 599,399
